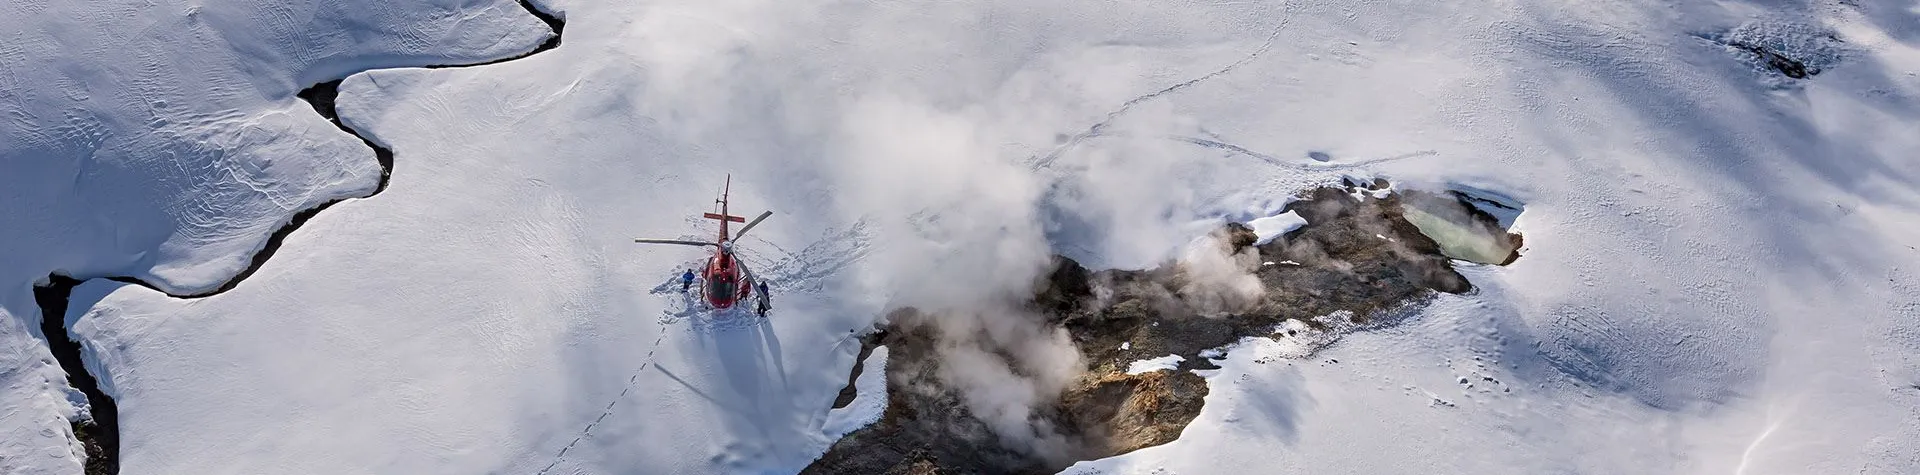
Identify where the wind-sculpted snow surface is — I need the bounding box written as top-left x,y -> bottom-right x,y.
8,0 -> 1920,474
0,0 -> 552,295
0,0 -> 552,472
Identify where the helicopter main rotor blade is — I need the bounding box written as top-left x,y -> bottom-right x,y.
633,239 -> 718,247
732,211 -> 775,239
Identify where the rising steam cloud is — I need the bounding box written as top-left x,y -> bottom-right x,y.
1175,227 -> 1267,317
623,5 -> 1270,456
823,91 -> 1265,459
828,95 -> 1089,456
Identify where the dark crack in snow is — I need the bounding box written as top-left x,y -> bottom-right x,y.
32,275 -> 117,475
29,3 -> 569,473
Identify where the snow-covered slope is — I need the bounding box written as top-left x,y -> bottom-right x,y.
5,0 -> 1918,474
1058,2 -> 1920,473
0,0 -> 551,294
0,0 -> 550,472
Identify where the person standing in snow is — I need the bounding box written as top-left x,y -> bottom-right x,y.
680,269 -> 696,292
755,280 -> 771,317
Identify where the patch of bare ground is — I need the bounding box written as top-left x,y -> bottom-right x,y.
806,181 -> 1497,474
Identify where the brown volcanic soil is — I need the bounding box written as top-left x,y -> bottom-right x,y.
805,183 -> 1485,474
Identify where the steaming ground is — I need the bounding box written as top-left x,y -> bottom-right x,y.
807,183 -> 1497,474
3,0 -> 1919,474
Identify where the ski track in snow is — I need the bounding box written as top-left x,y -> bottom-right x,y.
1073,130 -> 1438,171
1168,135 -> 1438,171
1030,11 -> 1292,171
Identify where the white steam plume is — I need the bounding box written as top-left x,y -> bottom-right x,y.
1175,227 -> 1267,317
829,94 -> 1087,456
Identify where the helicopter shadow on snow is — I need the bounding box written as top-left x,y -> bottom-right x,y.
648,269 -> 791,396
648,328 -> 795,470
645,284 -> 798,467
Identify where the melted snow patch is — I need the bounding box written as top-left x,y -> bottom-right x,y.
1125,354 -> 1187,375
1399,190 -> 1523,265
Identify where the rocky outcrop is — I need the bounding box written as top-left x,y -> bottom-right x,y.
807,182 -> 1496,474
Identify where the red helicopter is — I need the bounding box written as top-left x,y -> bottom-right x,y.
634,175 -> 772,310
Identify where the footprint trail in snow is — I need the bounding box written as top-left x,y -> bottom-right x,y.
536,220 -> 874,473
535,323 -> 672,475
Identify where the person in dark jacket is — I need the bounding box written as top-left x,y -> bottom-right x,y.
755,280 -> 771,317
680,269 -> 696,292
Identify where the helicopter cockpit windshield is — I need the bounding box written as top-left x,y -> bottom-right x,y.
708,275 -> 737,302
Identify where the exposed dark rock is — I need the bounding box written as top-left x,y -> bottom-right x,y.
1059,370 -> 1210,455
1702,22 -> 1845,82
804,317 -> 1056,475
805,183 -> 1483,474
1732,42 -> 1816,79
